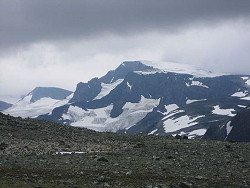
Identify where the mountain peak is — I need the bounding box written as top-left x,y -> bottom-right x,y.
99,61 -> 154,84
121,61 -> 146,67
27,87 -> 73,103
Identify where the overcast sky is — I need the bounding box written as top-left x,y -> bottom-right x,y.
1,0 -> 250,102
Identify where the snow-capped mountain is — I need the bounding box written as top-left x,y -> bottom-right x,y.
36,61 -> 250,138
4,87 -> 73,118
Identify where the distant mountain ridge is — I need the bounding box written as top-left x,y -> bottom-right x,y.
34,61 -> 250,140
27,87 -> 73,103
3,61 -> 250,141
4,87 -> 73,118
0,101 -> 12,111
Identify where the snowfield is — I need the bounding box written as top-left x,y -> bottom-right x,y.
69,96 -> 160,132
162,104 -> 206,133
4,94 -> 73,118
163,114 -> 205,133
95,79 -> 123,100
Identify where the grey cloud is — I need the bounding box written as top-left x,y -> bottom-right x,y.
1,0 -> 250,49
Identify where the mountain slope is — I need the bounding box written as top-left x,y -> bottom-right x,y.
4,87 -> 73,118
38,61 -> 250,138
0,101 -> 12,111
204,106 -> 250,142
69,61 -> 154,103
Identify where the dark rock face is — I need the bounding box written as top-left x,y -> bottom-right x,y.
0,101 -> 12,111
69,61 -> 154,103
226,108 -> 250,142
28,87 -> 72,103
204,107 -> 250,142
69,78 -> 102,103
203,122 -> 227,141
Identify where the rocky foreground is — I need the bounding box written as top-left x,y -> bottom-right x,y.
0,113 -> 249,188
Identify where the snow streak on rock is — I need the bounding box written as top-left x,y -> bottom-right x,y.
231,91 -> 247,97
186,99 -> 207,104
95,79 -> 123,100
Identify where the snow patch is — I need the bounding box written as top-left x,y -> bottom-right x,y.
163,114 -> 205,133
212,105 -> 235,117
241,77 -> 250,86
241,77 -> 249,80
241,96 -> 250,100
126,82 -> 132,90
231,91 -> 247,97
186,81 -> 209,88
55,152 -> 86,155
226,121 -> 233,136
186,99 -> 207,104
148,129 -> 158,135
95,79 -> 123,99
164,104 -> 179,114
238,105 -> 246,108
134,70 -> 159,75
246,80 -> 250,85
188,129 -> 207,138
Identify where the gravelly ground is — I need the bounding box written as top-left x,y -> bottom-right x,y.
0,113 -> 249,188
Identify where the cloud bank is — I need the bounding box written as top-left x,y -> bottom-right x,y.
0,0 -> 250,100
